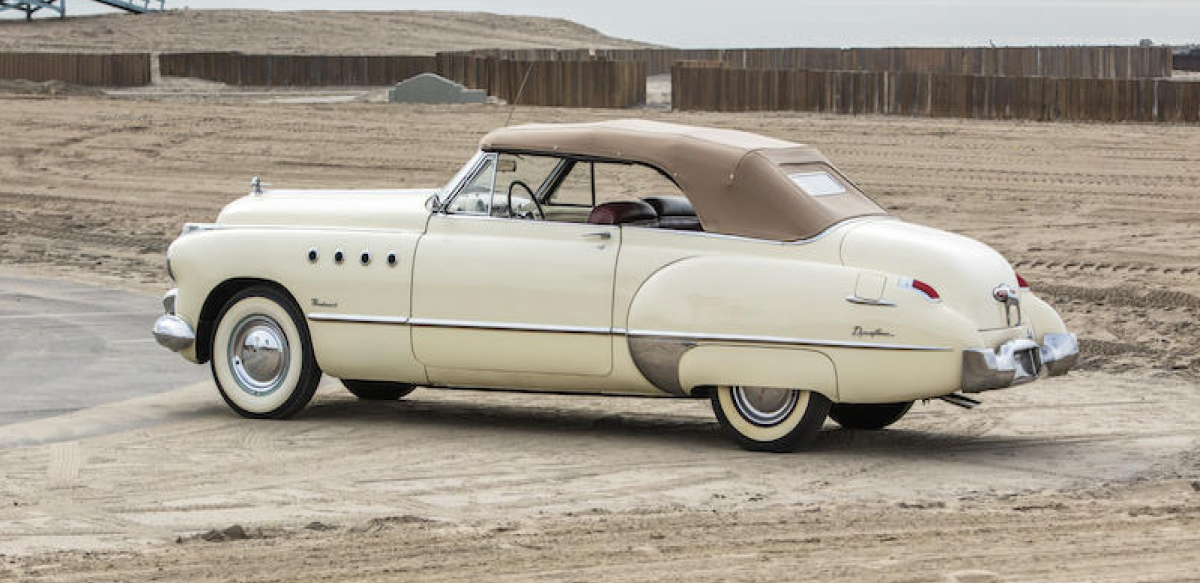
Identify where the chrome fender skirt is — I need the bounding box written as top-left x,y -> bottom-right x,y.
627,335 -> 693,396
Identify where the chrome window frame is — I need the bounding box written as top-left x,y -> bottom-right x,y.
440,150 -> 486,200
439,151 -> 497,216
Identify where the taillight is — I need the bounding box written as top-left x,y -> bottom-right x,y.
1016,273 -> 1030,290
900,277 -> 941,301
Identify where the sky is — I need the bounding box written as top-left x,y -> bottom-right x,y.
7,0 -> 1199,48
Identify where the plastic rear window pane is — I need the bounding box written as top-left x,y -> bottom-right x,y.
790,172 -> 846,197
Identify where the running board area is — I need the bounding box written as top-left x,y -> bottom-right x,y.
940,393 -> 982,409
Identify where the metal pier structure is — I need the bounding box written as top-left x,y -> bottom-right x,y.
0,0 -> 165,20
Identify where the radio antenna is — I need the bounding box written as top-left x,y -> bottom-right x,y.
505,62 -> 535,127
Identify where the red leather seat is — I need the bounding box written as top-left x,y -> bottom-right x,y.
587,200 -> 658,227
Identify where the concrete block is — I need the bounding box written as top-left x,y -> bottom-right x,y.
388,73 -> 486,104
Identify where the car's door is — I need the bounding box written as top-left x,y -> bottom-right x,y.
410,153 -> 619,378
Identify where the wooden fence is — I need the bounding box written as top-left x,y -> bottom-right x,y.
158,53 -> 437,86
0,52 -> 150,86
672,63 -> 1200,122
158,52 -> 645,107
434,54 -> 645,108
1176,52 -> 1200,72
449,46 -> 1175,78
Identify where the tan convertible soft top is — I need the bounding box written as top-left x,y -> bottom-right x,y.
480,120 -> 886,241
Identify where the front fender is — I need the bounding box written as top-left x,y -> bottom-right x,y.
166,226 -> 420,378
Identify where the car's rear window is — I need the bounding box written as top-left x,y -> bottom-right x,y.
789,171 -> 846,197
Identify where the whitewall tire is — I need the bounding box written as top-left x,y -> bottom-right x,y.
711,386 -> 831,452
210,286 -> 321,419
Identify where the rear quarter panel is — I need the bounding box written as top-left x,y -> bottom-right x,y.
618,225 -> 980,403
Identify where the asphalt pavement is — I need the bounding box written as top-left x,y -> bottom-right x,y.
0,275 -> 208,427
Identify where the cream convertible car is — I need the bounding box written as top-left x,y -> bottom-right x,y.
154,120 -> 1079,452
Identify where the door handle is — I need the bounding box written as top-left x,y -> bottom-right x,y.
581,231 -> 613,240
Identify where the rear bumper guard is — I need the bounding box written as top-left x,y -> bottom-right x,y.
962,333 -> 1079,393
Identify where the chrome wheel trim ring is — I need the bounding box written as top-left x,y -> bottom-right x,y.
731,386 -> 799,427
227,315 -> 290,397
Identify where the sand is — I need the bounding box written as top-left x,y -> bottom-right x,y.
0,10 -> 650,55
1,94 -> 1198,376
1,92 -> 1199,580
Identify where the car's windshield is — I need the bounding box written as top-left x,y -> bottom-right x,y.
440,151 -> 486,198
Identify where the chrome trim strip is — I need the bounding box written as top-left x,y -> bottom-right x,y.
308,313 -> 410,325
307,313 -> 615,335
845,295 -> 896,307
180,224 -> 413,235
626,329 -> 951,352
307,314 -> 947,351
409,318 -> 611,335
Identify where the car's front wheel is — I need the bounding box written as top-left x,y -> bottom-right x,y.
710,386 -> 831,452
210,286 -> 321,419
341,380 -> 416,401
828,402 -> 913,430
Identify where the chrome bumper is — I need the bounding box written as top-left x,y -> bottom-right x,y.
1039,332 -> 1081,377
152,289 -> 195,352
962,333 -> 1079,393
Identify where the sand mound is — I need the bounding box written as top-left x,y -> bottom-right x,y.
0,10 -> 653,55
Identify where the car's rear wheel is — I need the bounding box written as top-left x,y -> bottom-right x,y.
828,402 -> 913,430
710,386 -> 831,452
341,380 -> 416,401
210,286 -> 321,419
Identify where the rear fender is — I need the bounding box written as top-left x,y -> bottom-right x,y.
1022,291 -> 1069,341
625,255 -> 979,400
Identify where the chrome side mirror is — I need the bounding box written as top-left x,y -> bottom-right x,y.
425,193 -> 442,213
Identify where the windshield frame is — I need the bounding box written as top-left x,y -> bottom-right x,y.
438,151 -> 492,213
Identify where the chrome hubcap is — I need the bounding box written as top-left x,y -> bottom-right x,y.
731,386 -> 799,426
228,315 -> 289,396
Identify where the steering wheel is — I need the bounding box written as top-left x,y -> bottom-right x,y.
506,180 -> 544,220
